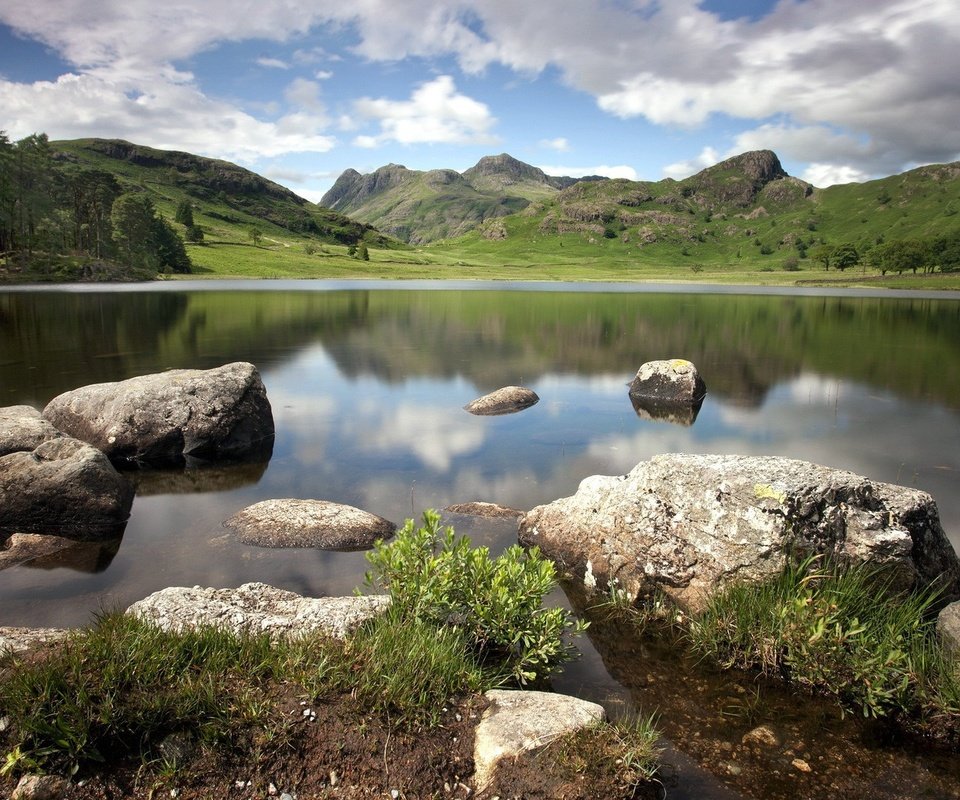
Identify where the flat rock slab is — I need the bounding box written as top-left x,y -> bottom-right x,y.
464,386 -> 539,416
0,626 -> 72,656
42,362 -> 274,468
473,689 -> 605,790
443,501 -> 524,520
224,499 -> 396,550
127,583 -> 390,641
520,453 -> 960,614
628,359 -> 706,406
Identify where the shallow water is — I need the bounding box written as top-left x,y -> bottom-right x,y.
2,281 -> 959,798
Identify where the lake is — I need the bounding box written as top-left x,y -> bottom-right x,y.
2,280 -> 960,799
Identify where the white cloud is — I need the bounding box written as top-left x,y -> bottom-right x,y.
256,56 -> 290,69
537,164 -> 638,180
284,77 -> 326,113
314,69 -> 334,80
802,163 -> 874,188
351,75 -> 498,147
662,146 -> 720,180
538,137 -> 569,152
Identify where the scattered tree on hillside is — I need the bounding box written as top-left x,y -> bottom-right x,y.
870,238 -> 929,275
810,243 -> 835,270
174,200 -> 194,228
111,192 -> 191,273
832,243 -> 859,271
357,241 -> 369,261
248,226 -> 262,247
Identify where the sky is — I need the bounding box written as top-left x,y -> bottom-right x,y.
1,0 -> 958,203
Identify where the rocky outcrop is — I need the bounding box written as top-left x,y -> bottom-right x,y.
0,434 -> 134,538
126,583 -> 389,640
224,499 -> 396,550
0,626 -> 72,655
519,454 -> 960,613
42,362 -> 274,468
464,386 -> 539,416
473,689 -> 605,790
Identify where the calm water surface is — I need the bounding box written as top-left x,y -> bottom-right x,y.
2,281 -> 959,799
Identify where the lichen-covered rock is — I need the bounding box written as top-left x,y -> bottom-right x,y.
42,362 -> 274,468
0,436 -> 134,537
519,454 -> 959,613
224,499 -> 396,550
0,406 -> 61,456
464,386 -> 539,416
126,583 -> 389,640
628,359 -> 706,407
473,689 -> 605,790
0,627 -> 72,656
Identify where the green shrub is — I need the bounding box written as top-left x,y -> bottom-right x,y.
365,510 -> 587,685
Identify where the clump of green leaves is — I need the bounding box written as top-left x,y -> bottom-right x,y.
688,556 -> 959,721
365,510 -> 587,685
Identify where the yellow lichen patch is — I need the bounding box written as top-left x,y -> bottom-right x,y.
669,359 -> 693,373
753,483 -> 787,504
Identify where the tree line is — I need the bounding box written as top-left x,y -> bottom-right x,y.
808,233 -> 960,275
0,132 -> 191,274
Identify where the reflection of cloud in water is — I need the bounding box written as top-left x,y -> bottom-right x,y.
353,404 -> 486,471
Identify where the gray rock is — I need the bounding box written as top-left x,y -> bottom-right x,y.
519,453 -> 959,613
443,501 -> 524,520
0,627 -> 72,656
224,499 -> 396,550
11,774 -> 70,800
0,406 -> 61,456
42,362 -> 274,468
473,689 -> 605,790
464,386 -> 539,416
628,359 -> 706,407
937,601 -> 960,656
0,436 -> 134,537
127,583 -> 389,640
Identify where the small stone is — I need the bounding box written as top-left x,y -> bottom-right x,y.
723,761 -> 743,776
329,771 -> 339,787
391,790 -> 400,799
280,794 -> 295,800
12,775 -> 71,800
268,783 -> 277,795
742,723 -> 783,748
791,758 -> 812,773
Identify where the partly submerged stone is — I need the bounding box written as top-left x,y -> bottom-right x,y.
0,435 -> 134,538
628,359 -> 706,408
127,582 -> 389,641
443,501 -> 524,520
464,386 -> 539,416
473,689 -> 605,790
519,453 -> 959,614
42,362 -> 274,468
224,499 -> 396,550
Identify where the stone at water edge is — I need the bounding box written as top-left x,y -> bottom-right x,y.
464,386 -> 539,416
126,583 -> 389,641
0,405 -> 61,456
519,453 -> 960,614
628,359 -> 706,406
472,689 -> 606,791
223,499 -> 396,550
42,362 -> 274,468
443,501 -> 524,520
937,601 -> 960,656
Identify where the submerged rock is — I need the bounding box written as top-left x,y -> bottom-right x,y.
473,689 -> 605,790
628,359 -> 706,408
443,501 -> 524,520
224,499 -> 396,550
0,532 -> 122,573
464,386 -> 539,416
127,582 -> 389,640
519,453 -> 959,613
42,362 -> 274,468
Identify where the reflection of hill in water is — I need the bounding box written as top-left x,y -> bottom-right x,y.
3,290 -> 958,408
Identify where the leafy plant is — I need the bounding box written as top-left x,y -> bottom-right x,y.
365,510 -> 587,685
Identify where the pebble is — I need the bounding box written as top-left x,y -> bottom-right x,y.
742,723 -> 784,748
792,758 -> 812,773
329,771 -> 339,787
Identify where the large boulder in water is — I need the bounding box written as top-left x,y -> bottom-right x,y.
0,406 -> 133,538
519,454 -> 960,613
628,359 -> 706,408
42,362 -> 274,468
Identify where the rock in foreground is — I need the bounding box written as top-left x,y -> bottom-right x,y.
224,499 -> 396,550
464,386 -> 539,416
127,582 -> 389,640
42,362 -> 274,468
519,454 -> 959,613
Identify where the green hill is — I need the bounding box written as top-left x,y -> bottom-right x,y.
53,139 -> 391,249
321,153 -> 590,243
